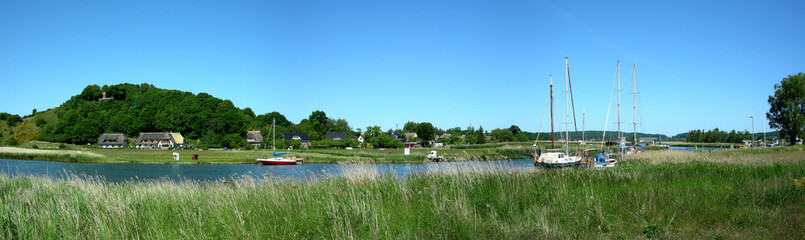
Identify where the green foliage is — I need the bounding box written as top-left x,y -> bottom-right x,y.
475,126 -> 486,144
0,113 -> 22,126
58,144 -> 66,149
221,133 -> 248,149
768,72 -> 805,145
6,137 -> 19,146
371,134 -> 404,148
309,110 -> 328,139
38,83 -> 251,145
414,122 -> 436,141
403,121 -> 418,132
34,117 -> 47,127
686,128 -> 751,143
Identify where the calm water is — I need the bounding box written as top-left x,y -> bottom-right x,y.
0,158 -> 534,183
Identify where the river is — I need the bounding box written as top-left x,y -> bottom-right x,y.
0,158 -> 535,183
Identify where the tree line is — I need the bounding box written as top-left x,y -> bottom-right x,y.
684,128 -> 753,143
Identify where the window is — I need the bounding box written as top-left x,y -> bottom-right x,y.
292,136 -> 301,140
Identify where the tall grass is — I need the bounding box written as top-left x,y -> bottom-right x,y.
1,150 -> 804,239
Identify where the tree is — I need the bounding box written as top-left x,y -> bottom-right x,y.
415,122 -> 436,141
768,72 -> 805,145
509,125 -> 521,135
309,110 -> 328,137
403,121 -> 418,132
80,84 -> 102,101
475,126 -> 486,144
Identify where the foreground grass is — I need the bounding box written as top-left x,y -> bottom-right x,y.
1,149 -> 804,239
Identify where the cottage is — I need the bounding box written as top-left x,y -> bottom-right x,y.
404,132 -> 418,139
246,130 -> 264,147
283,133 -> 310,147
437,134 -> 452,141
386,132 -> 404,141
170,132 -> 185,148
97,133 -> 128,148
324,132 -> 348,141
136,132 -> 184,149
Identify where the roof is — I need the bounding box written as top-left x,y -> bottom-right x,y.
170,133 -> 184,144
97,133 -> 127,145
324,132 -> 348,140
135,132 -> 172,144
246,131 -> 263,143
282,133 -> 309,142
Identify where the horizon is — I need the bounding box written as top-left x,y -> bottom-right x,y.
2,1 -> 803,136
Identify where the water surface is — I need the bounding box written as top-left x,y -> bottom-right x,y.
0,158 -> 534,183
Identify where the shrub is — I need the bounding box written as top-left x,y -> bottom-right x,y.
6,137 -> 19,146
58,144 -> 67,149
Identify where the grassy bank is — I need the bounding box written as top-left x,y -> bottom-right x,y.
1,148 -> 803,238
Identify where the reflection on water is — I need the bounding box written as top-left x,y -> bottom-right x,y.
0,158 -> 535,183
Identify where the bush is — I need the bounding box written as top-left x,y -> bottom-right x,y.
6,138 -> 19,146
32,145 -> 39,149
34,117 -> 47,127
58,144 -> 67,149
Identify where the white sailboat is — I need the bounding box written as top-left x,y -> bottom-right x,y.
536,57 -> 581,168
256,118 -> 298,165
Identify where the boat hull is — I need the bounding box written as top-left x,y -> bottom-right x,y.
534,161 -> 579,168
256,158 -> 297,165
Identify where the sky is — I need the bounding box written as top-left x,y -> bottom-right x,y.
1,0 -> 803,136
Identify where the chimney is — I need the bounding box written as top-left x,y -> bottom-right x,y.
102,92 -> 106,98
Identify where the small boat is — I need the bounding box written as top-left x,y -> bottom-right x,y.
257,118 -> 299,165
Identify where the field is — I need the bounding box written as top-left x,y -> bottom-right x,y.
1,146 -> 803,239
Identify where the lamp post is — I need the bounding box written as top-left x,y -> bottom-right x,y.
748,115 -> 754,149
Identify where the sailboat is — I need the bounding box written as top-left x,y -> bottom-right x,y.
256,118 -> 298,165
535,57 -> 581,168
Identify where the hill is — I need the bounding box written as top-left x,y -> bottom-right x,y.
34,83 -> 254,147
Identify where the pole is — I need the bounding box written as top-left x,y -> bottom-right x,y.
749,115 -> 754,149
617,60 -> 622,156
582,108 -> 585,144
565,57 -> 570,155
633,64 -> 638,147
550,75 -> 554,149
764,116 -> 767,148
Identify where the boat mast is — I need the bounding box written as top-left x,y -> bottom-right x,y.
564,57 -> 569,154
633,64 -> 638,147
550,74 -> 554,149
617,60 -> 622,155
272,118 -> 276,151
582,108 -> 585,143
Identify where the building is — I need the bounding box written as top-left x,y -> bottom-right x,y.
283,133 -> 310,147
136,132 -> 184,149
324,132 -> 348,141
246,130 -> 264,147
170,132 -> 185,148
404,132 -> 418,140
97,133 -> 128,148
386,132 -> 404,141
437,134 -> 452,141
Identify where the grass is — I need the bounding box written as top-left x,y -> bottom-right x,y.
1,147 -> 804,239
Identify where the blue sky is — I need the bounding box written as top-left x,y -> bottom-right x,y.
1,0 -> 803,136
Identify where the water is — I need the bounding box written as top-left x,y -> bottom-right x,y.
0,158 -> 534,183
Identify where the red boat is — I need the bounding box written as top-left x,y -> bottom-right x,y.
256,157 -> 297,165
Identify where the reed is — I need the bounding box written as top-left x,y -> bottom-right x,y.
1,149 -> 803,239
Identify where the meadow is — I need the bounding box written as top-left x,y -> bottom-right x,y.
1,146 -> 803,239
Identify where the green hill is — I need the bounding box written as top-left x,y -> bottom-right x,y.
35,83 -> 255,147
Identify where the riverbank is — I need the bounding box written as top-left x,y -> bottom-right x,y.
1,147 -> 803,238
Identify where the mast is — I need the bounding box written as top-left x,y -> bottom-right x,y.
582,108 -> 585,143
272,118 -> 276,151
633,64 -> 638,146
550,75 -> 554,148
564,57 -> 569,154
617,60 -> 622,155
